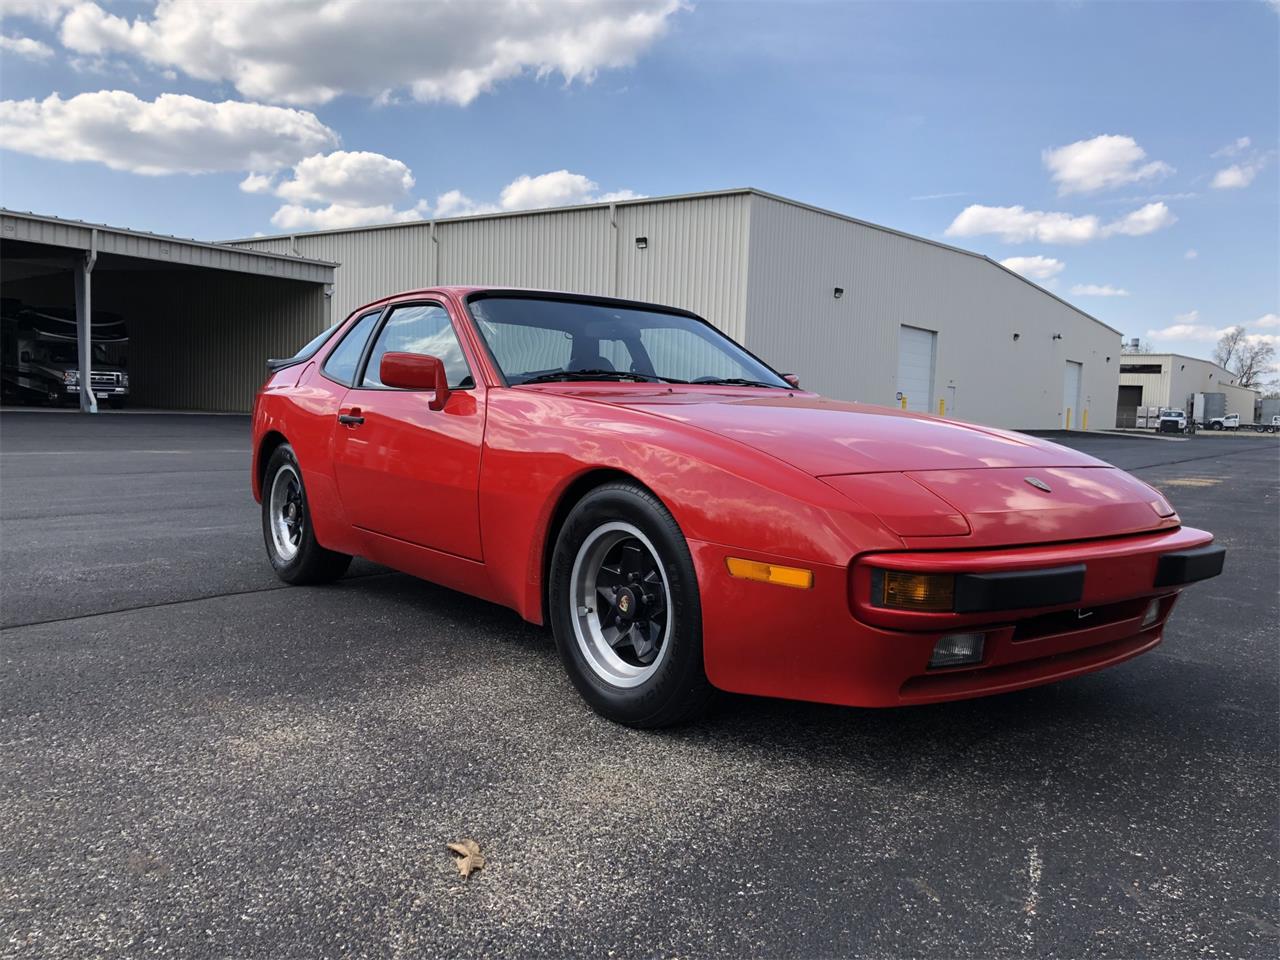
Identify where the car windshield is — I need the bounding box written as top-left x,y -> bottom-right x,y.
467,296 -> 789,388
1162,409 -> 1185,417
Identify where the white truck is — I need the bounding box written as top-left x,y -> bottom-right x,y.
1205,413 -> 1240,431
1155,408 -> 1187,433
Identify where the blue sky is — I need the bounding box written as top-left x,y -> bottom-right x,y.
1,1 -> 1276,365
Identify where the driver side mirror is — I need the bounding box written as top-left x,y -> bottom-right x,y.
782,373 -> 801,389
380,351 -> 450,410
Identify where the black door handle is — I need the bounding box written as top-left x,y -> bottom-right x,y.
337,413 -> 365,426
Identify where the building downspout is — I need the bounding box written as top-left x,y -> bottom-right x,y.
430,220 -> 439,285
75,228 -> 98,413
609,202 -> 619,297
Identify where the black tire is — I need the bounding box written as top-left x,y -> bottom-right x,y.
261,443 -> 352,585
548,482 -> 714,728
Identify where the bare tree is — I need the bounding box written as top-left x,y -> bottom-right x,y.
1212,326 -> 1245,371
1234,339 -> 1276,389
1214,325 -> 1276,388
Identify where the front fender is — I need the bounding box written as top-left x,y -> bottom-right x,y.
478,389 -> 903,623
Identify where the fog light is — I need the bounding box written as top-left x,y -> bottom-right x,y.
929,632 -> 985,669
1141,598 -> 1161,627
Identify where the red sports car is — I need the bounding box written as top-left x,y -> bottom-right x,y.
251,287 -> 1225,727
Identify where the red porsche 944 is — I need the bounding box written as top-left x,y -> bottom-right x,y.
251,288 -> 1224,727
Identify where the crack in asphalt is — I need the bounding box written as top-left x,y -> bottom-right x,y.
0,570 -> 397,632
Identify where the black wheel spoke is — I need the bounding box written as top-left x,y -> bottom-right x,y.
597,563 -> 624,589
619,542 -> 645,577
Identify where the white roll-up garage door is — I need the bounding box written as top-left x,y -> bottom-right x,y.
897,325 -> 936,413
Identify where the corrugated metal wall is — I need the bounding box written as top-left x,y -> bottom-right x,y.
744,196 -> 1121,430
232,194 -> 754,340
4,265 -> 327,412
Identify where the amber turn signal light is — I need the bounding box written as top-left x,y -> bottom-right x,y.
871,569 -> 955,612
726,557 -> 814,589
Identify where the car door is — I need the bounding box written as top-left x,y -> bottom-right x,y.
330,300 -> 485,561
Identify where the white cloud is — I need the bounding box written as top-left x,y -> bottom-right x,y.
274,151 -> 414,207
270,200 -> 429,231
1212,136 -> 1251,158
945,201 -> 1175,244
433,171 -> 643,220
432,189 -> 499,219
1211,157 -> 1268,189
58,0 -> 682,106
239,172 -> 274,194
0,0 -> 75,24
1043,134 -> 1172,195
0,33 -> 51,59
946,205 -> 1100,244
1070,284 -> 1130,297
1102,201 -> 1176,237
999,255 -> 1065,282
0,90 -> 337,175
1255,313 -> 1280,329
910,191 -> 970,201
266,165 -> 642,231
1184,248 -> 1199,260
1147,311 -> 1231,342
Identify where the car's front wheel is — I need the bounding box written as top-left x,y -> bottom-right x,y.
548,482 -> 714,728
262,443 -> 351,585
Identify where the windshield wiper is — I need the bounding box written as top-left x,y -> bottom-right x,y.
518,369 -> 689,385
693,377 -> 788,389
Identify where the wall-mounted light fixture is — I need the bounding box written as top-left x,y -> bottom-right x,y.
1012,332 -> 1021,342
833,287 -> 844,299
1105,356 -> 1111,363
1052,333 -> 1063,341
635,236 -> 648,249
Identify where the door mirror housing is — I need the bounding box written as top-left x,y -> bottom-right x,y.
380,352 -> 450,410
782,373 -> 801,389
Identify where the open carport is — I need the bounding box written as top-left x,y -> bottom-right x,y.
1,210 -> 335,413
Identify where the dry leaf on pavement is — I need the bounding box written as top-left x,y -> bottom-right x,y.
447,839 -> 485,878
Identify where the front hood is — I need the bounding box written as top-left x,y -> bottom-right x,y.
552,387 -> 1177,547
570,388 -> 1105,475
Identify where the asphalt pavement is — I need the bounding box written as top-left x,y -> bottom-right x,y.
2,411 -> 1277,959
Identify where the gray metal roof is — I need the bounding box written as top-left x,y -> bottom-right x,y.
225,186 -> 1119,336
2,209 -> 336,285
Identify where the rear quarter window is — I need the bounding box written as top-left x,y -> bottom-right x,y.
322,310 -> 381,385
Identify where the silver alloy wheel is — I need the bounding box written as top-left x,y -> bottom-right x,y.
569,521 -> 672,688
268,462 -> 304,562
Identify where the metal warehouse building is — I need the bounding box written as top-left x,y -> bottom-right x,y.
1118,352 -> 1260,425
4,190 -> 1122,425
230,189 -> 1121,430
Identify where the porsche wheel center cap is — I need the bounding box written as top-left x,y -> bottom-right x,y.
616,587 -> 637,620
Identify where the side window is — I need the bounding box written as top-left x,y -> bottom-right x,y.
322,310 -> 381,385
362,303 -> 472,389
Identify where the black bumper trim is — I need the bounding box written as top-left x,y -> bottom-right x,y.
954,564 -> 1086,614
1154,544 -> 1225,587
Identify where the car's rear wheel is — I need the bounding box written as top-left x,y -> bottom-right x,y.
548,482 -> 714,728
262,443 -> 351,585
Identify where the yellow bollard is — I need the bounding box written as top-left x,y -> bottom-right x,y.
1066,406 -> 1073,430
937,398 -> 946,417
900,395 -> 908,410
1082,409 -> 1088,431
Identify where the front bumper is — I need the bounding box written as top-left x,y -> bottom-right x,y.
690,525 -> 1219,708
